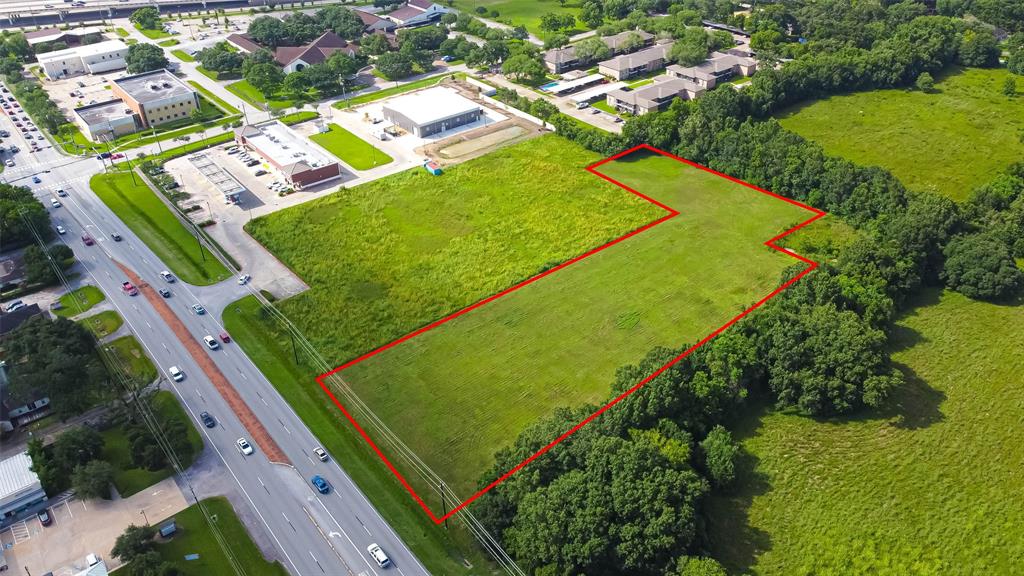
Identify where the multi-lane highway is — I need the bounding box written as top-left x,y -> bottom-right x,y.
1,90 -> 430,576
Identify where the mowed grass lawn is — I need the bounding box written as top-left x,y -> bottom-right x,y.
777,66 -> 1024,202
90,172 -> 230,285
452,0 -> 585,35
54,285 -> 105,317
341,150 -> 813,496
155,497 -> 287,575
705,289 -> 1024,575
310,123 -> 392,171
226,79 -> 294,110
79,310 -> 123,338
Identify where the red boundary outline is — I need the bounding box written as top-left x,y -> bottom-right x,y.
316,144 -> 825,524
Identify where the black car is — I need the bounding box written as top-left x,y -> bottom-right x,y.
158,288 -> 171,298
200,412 -> 216,428
38,508 -> 52,526
110,232 -> 122,241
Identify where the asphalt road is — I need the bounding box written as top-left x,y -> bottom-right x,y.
1,97 -> 430,576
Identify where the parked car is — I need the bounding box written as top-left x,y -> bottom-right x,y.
236,438 -> 254,455
37,508 -> 52,527
82,234 -> 94,246
4,300 -> 25,312
367,544 -> 391,568
168,366 -> 184,381
254,169 -> 267,176
310,475 -> 331,494
200,411 -> 216,428
158,288 -> 171,298
4,159 -> 13,167
111,153 -> 124,159
203,335 -> 219,350
192,303 -> 206,315
313,447 -> 328,462
159,270 -> 175,282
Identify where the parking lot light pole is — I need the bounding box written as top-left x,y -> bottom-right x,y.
140,508 -> 149,525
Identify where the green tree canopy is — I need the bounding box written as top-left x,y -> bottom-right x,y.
129,7 -> 161,30
72,460 -> 114,500
0,183 -> 50,250
941,233 -> 1024,300
125,43 -> 169,74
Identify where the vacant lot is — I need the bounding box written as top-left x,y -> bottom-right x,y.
90,172 -> 230,285
309,123 -> 392,170
706,289 -> 1024,574
778,67 -> 1024,202
341,150 -> 813,495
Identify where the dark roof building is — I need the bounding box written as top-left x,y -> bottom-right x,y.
274,32 -> 359,73
226,33 -> 263,54
385,0 -> 448,27
355,9 -> 397,33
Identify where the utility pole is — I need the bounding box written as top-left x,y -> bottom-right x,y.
439,482 -> 449,530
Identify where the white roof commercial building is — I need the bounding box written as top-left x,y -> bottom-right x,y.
37,39 -> 129,80
0,451 -> 46,520
381,87 -> 482,138
235,121 -> 343,189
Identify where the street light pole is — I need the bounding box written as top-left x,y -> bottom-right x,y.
140,508 -> 149,525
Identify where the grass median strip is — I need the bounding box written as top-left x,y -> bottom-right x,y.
54,285 -> 105,317
309,123 -> 392,170
335,73 -> 454,108
171,49 -> 195,62
90,171 -> 230,285
79,310 -> 123,338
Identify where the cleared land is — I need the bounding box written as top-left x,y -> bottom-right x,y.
309,123 -> 393,170
90,172 -> 230,285
778,67 -> 1024,202
706,289 -> 1024,574
245,138 -> 811,499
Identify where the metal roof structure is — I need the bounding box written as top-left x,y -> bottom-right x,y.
189,153 -> 246,202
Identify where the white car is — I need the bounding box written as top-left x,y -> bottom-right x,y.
4,159 -> 13,167
56,225 -> 66,234
159,270 -> 175,282
168,366 -> 184,381
313,446 -> 328,462
367,544 -> 391,568
203,335 -> 219,350
237,274 -> 250,285
236,438 -> 254,455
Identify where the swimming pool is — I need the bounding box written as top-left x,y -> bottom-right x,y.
540,81 -> 560,90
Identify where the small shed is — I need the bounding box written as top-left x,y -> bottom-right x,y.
424,160 -> 442,176
159,521 -> 177,538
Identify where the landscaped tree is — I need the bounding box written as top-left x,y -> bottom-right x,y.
360,33 -> 391,56
53,426 -> 104,464
71,460 -> 114,499
699,425 -> 738,488
374,51 -> 413,80
326,51 -> 362,82
671,27 -> 709,66
129,7 -> 161,30
671,556 -> 728,576
317,5 -> 365,40
197,42 -> 243,76
247,15 -> 289,48
915,71 -> 935,92
941,233 -> 1024,300
241,48 -> 275,76
618,31 -> 646,53
112,524 -> 158,565
281,12 -> 325,44
4,317 -> 108,419
26,438 -> 62,495
574,36 -> 611,64
539,12 -> 575,33
125,43 -> 169,74
245,62 -> 285,98
0,182 -> 51,249
580,1 -> 604,29
501,54 -> 546,84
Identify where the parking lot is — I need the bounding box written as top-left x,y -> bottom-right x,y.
0,478 -> 189,575
43,71 -> 121,120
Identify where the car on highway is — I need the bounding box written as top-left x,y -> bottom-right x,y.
203,335 -> 219,350
367,544 -> 391,568
82,234 -> 95,246
32,175 -> 40,183
159,270 -> 175,282
168,366 -> 184,381
110,232 -> 122,241
56,225 -> 65,235
37,508 -> 52,527
192,304 -> 206,315
219,332 -> 231,343
313,447 -> 328,462
200,412 -> 216,428
237,274 -> 250,285
158,288 -> 171,298
236,438 -> 254,455
121,281 -> 138,296
56,188 -> 67,197
310,475 -> 331,494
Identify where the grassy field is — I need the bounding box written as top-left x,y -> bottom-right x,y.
79,310 -> 123,338
90,172 -> 230,285
154,497 -> 287,575
54,285 -> 105,317
243,137 -> 812,498
452,0 -> 586,35
335,73 -> 454,108
777,66 -> 1024,202
309,123 -> 393,170
171,49 -> 195,62
706,289 -> 1024,574
106,335 -> 158,384
136,25 -> 174,39
187,81 -> 240,115
225,79 -> 294,110
115,27 -> 130,37
102,390 -> 203,497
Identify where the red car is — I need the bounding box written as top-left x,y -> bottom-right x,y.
82,234 -> 95,246
121,281 -> 138,296
111,153 -> 124,159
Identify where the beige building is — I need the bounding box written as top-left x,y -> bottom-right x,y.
74,69 -> 199,141
597,42 -> 673,81
665,51 -> 757,90
36,39 -> 128,80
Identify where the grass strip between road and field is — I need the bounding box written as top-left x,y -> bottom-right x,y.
334,73 -> 454,108
79,310 -> 123,338
225,79 -> 294,110
309,123 -> 393,171
187,81 -> 240,115
90,171 -> 230,286
155,496 -> 288,575
172,49 -> 196,62
54,285 -> 105,317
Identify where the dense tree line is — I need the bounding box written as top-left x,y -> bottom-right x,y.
246,5 -> 368,48
26,426 -> 110,496
9,75 -> 65,134
0,183 -> 51,250
477,11 -> 1023,573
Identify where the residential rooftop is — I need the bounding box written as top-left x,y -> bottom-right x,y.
112,69 -> 194,104
598,42 -> 672,72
